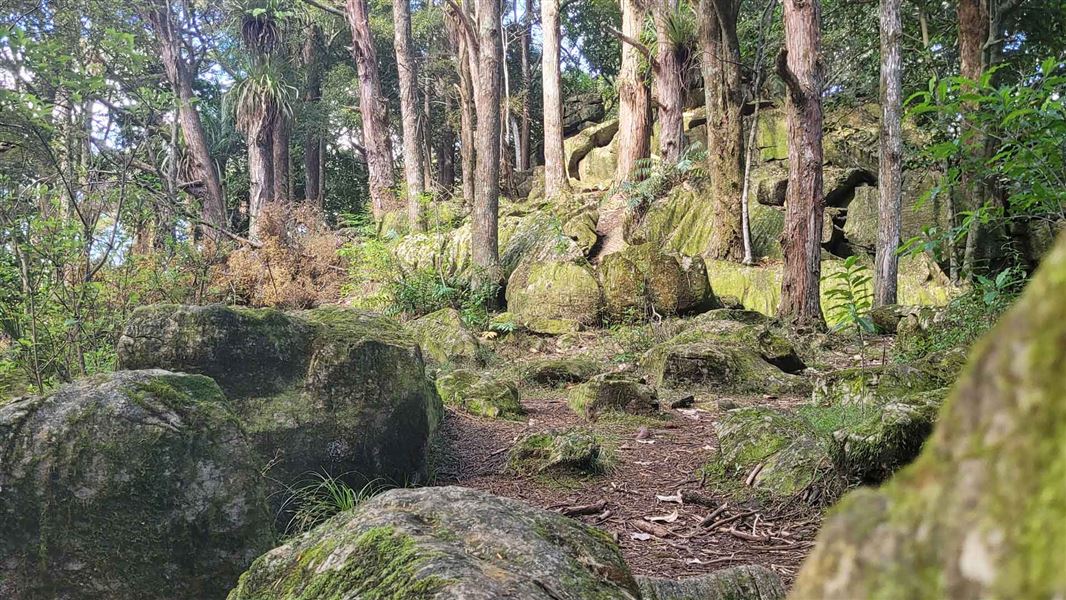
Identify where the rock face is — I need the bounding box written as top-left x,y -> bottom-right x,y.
600,244 -> 719,322
117,304 -> 442,505
506,261 -> 604,333
435,369 -> 524,419
568,373 -> 659,420
791,233 -> 1066,599
228,486 -> 642,600
406,308 -> 482,365
562,92 -> 607,136
638,565 -> 786,600
0,370 -> 272,600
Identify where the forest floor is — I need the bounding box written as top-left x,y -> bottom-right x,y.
431,324 -> 891,585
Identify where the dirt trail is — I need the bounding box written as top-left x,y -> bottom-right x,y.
433,383 -> 823,584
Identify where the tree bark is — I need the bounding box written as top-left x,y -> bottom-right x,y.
615,0 -> 652,184
776,0 -> 825,328
436,85 -> 457,192
654,0 -> 685,164
145,2 -> 227,238
302,27 -> 325,206
448,9 -> 478,207
700,0 -> 745,260
394,0 -> 426,231
957,0 -> 989,277
271,113 -> 291,203
542,0 -> 571,198
874,0 -> 903,306
248,111 -> 275,239
473,0 -> 503,287
346,0 -> 397,219
519,0 -> 532,171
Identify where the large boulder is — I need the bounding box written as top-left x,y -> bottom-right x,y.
600,244 -> 719,322
638,565 -> 786,600
406,308 -> 482,365
643,340 -> 811,396
562,92 -> 607,136
509,428 -> 608,475
506,261 -> 604,333
228,486 -> 642,599
0,370 -> 272,600
435,369 -> 524,419
662,312 -> 805,373
790,233 -> 1066,599
117,304 -> 442,506
568,373 -> 659,421
512,356 -> 601,386
706,406 -> 841,501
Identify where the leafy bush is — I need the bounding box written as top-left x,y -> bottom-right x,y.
825,256 -> 875,335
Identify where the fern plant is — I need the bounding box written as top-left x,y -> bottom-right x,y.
618,142 -> 707,213
826,256 -> 875,337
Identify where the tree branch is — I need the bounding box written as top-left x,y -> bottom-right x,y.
300,0 -> 344,17
608,26 -> 658,71
445,0 -> 480,55
775,49 -> 804,103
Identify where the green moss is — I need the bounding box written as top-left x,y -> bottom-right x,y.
435,369 -> 524,420
567,374 -> 658,421
508,428 -> 609,475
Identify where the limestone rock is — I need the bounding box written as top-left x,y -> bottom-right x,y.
565,119 -> 619,180
117,305 -> 442,508
568,373 -> 659,421
790,230 -> 1066,600
509,428 -> 608,475
506,261 -> 603,332
228,486 -> 641,600
637,565 -> 786,600
435,369 -> 523,419
0,370 -> 272,600
600,244 -> 719,322
407,308 -> 482,365
644,341 -> 811,396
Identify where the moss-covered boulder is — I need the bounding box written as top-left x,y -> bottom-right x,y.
568,373 -> 659,421
664,313 -> 805,374
706,407 -> 841,501
435,369 -> 523,419
228,486 -> 640,599
811,352 -> 962,406
637,565 -> 786,600
790,233 -> 1066,599
644,340 -> 811,396
562,208 -> 600,254
512,356 -> 601,386
506,261 -> 603,333
0,370 -> 272,600
600,244 -> 719,322
508,428 -> 608,475
406,308 -> 482,365
117,305 -> 442,509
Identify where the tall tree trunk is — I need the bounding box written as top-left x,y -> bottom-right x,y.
874,0 -> 903,306
519,0 -> 532,171
775,0 -> 825,328
272,113 -> 291,203
654,0 -> 684,164
248,111 -> 275,239
542,0 -> 570,198
346,0 -> 397,219
473,0 -> 503,287
615,0 -> 652,184
394,0 -> 426,231
302,27 -> 324,206
146,3 -> 227,237
701,0 -> 744,260
436,85 -> 457,191
458,28 -> 477,207
958,0 -> 989,277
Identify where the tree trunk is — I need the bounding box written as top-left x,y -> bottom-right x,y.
302,27 -> 324,206
519,0 -> 532,171
542,0 -> 570,199
473,0 -> 503,287
436,85 -> 457,192
654,0 -> 685,164
394,0 -> 425,231
701,0 -> 745,260
272,113 -> 291,203
958,0 -> 989,277
874,0 -> 903,306
776,0 -> 825,328
145,3 -> 227,237
248,112 -> 275,239
346,0 -> 397,219
449,10 -> 478,207
616,0 -> 652,184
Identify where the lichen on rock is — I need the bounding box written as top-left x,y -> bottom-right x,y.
509,428 -> 609,475
568,372 -> 659,421
506,260 -> 604,333
406,307 -> 483,365
435,369 -> 524,419
637,565 -> 786,600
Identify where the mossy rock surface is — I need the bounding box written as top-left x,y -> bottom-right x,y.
600,244 -> 719,322
512,356 -> 601,386
435,369 -> 524,420
406,308 -> 482,365
643,341 -> 810,396
509,428 -> 608,475
117,304 -> 442,515
707,407 -> 841,501
664,314 -> 805,374
790,231 -> 1066,599
228,486 -> 640,600
568,373 -> 659,421
637,565 -> 786,600
0,370 -> 272,600
506,260 -> 603,332
811,351 -> 961,406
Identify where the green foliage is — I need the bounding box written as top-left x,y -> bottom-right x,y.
619,142 -> 707,213
825,256 -> 875,335
283,472 -> 385,535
